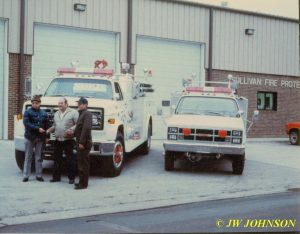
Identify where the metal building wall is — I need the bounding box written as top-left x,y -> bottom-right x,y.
213,10 -> 299,77
131,0 -> 210,65
0,0 -> 20,53
0,0 -> 128,62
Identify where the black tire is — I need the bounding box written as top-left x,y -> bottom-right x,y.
165,151 -> 174,171
232,154 -> 245,175
15,150 -> 35,172
15,150 -> 25,171
289,130 -> 300,145
139,123 -> 152,155
102,133 -> 125,177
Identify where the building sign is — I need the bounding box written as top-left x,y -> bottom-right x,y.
233,76 -> 300,89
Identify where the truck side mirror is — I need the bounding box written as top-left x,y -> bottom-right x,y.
114,93 -> 121,101
171,105 -> 176,114
252,110 -> 259,122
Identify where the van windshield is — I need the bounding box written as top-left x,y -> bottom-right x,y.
44,78 -> 113,100
176,96 -> 238,117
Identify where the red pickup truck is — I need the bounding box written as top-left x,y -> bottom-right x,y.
286,122 -> 300,145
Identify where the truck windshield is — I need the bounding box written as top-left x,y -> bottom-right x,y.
176,96 -> 238,117
44,78 -> 113,100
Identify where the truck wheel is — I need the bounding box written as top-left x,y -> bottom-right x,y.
232,154 -> 245,175
289,130 -> 300,145
103,133 -> 125,177
15,150 -> 25,170
139,123 -> 152,155
15,150 -> 35,172
165,151 -> 174,171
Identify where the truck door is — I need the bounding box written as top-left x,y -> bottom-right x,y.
237,97 -> 248,128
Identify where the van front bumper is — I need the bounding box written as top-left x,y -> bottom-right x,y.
163,141 -> 245,155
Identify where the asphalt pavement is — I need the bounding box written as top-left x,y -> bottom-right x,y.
0,139 -> 300,227
1,191 -> 299,233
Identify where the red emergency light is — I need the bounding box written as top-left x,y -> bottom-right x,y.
183,128 -> 191,136
218,130 -> 227,138
186,86 -> 232,94
57,67 -> 113,76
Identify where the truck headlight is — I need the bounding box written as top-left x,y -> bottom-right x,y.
232,130 -> 243,137
232,138 -> 242,144
168,127 -> 178,133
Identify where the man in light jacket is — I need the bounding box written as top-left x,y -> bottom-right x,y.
47,98 -> 79,184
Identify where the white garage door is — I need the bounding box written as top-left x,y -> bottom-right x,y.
135,36 -> 204,138
32,24 -> 119,94
0,20 -> 5,139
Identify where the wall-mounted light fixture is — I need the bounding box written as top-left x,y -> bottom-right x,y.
245,28 -> 255,35
74,3 -> 86,12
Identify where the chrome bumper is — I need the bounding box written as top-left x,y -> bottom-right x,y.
89,141 -> 115,156
163,141 -> 245,155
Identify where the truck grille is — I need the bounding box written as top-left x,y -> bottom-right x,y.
168,127 -> 242,144
26,105 -> 104,130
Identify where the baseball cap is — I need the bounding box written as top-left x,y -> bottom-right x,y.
76,97 -> 88,105
31,95 -> 41,103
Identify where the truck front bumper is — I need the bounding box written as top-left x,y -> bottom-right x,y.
15,136 -> 115,158
163,141 -> 245,155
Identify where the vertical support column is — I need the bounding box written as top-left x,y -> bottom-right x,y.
19,0 -> 25,111
208,8 -> 213,82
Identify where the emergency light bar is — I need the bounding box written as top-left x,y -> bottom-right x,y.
186,86 -> 232,94
57,67 -> 113,76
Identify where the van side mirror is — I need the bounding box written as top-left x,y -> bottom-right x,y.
252,110 -> 259,122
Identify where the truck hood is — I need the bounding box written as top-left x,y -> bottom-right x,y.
24,97 -> 119,115
167,114 -> 245,130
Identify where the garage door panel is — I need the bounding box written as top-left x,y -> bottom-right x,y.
135,37 -> 203,138
33,25 -> 118,94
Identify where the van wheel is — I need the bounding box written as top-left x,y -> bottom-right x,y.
139,123 -> 152,155
232,154 -> 245,175
289,130 -> 300,145
103,133 -> 125,177
165,151 -> 174,171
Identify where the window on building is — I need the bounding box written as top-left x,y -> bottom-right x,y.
257,92 -> 277,111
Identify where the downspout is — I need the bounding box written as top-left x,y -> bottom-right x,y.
19,0 -> 25,111
127,0 -> 133,74
208,8 -> 213,81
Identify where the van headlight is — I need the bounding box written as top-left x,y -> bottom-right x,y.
168,127 -> 178,133
168,134 -> 178,140
232,130 -> 243,137
232,138 -> 242,144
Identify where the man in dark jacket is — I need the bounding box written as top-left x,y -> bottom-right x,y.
23,95 -> 50,182
74,97 -> 92,190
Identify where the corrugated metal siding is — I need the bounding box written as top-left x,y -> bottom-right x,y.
213,10 -> 299,77
0,0 -> 20,53
131,0 -> 210,65
0,0 -> 127,61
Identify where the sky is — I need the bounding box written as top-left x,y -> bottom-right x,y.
188,0 -> 299,19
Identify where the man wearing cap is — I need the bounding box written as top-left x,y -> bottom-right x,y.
22,95 -> 50,182
74,97 -> 93,190
47,97 -> 79,184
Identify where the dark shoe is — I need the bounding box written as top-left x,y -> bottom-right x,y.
23,178 -> 29,182
50,178 -> 61,183
36,177 -> 44,182
69,179 -> 75,184
74,184 -> 87,190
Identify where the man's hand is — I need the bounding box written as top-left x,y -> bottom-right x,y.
39,128 -> 45,133
46,128 -> 52,134
78,144 -> 85,150
65,129 -> 74,135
